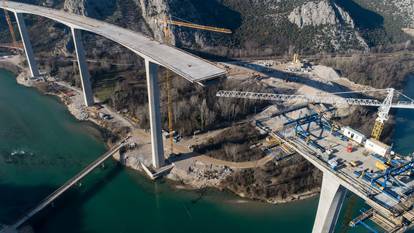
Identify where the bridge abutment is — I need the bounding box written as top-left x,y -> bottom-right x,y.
71,28 -> 94,107
312,172 -> 347,233
145,59 -> 165,169
14,12 -> 39,78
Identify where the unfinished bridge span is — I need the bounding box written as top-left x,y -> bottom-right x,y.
0,0 -> 226,171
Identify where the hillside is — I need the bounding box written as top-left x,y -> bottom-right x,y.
1,0 -> 413,58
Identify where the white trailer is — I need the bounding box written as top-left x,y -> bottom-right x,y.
342,127 -> 366,144
364,138 -> 391,157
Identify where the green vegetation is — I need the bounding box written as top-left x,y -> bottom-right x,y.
336,0 -> 412,46
194,124 -> 266,162
223,156 -> 321,201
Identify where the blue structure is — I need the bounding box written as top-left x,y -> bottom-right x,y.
363,160 -> 414,201
350,209 -> 378,233
286,111 -> 334,153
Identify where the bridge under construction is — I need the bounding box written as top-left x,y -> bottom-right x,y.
220,91 -> 414,232
3,1 -> 414,233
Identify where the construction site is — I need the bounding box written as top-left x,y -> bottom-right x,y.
2,1 -> 414,233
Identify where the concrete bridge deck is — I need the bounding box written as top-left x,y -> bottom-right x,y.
1,137 -> 129,233
0,1 -> 226,85
271,130 -> 414,232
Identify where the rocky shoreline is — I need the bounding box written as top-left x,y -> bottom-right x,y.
0,56 -> 321,205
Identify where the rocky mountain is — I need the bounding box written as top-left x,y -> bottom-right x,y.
287,0 -> 368,51
2,0 -> 414,57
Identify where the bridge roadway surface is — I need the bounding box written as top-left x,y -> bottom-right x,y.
270,131 -> 414,232
1,137 -> 129,233
0,1 -> 226,85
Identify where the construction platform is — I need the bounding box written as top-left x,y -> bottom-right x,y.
257,105 -> 414,232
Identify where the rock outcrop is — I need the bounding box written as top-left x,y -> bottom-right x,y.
135,0 -> 172,43
287,0 -> 368,51
288,1 -> 354,28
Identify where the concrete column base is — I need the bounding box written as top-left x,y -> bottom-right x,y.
145,59 -> 164,169
312,172 -> 347,233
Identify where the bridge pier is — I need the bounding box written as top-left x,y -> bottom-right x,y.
145,59 -> 165,169
312,173 -> 347,233
71,28 -> 94,107
14,12 -> 39,78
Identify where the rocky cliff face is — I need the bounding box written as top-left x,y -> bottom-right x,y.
9,0 -> 413,56
63,0 -> 86,15
287,0 -> 368,51
288,1 -> 354,28
134,0 -> 169,42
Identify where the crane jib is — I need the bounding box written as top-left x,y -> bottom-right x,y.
216,90 -> 414,109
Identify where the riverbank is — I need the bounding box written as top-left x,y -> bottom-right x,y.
0,56 -> 319,205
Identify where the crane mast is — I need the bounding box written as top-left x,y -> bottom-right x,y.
216,89 -> 414,140
371,88 -> 394,140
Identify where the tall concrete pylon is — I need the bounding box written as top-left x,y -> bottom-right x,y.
145,59 -> 165,169
71,28 -> 94,107
14,12 -> 39,78
312,173 -> 347,233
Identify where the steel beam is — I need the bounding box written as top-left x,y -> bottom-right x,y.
312,172 -> 347,233
14,12 -> 39,78
145,59 -> 165,169
71,28 -> 94,107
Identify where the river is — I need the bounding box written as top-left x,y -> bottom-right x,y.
0,69 -> 413,233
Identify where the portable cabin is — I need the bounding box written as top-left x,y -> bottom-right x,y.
342,127 -> 366,144
364,138 -> 391,157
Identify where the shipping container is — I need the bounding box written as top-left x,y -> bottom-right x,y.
365,138 -> 391,157
342,127 -> 366,144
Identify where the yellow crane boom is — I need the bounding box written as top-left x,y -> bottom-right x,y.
159,19 -> 232,34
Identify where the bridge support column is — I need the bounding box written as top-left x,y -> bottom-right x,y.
312,172 -> 347,233
14,12 -> 39,78
145,59 -> 164,169
71,28 -> 94,107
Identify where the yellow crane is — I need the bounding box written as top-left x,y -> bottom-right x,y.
160,16 -> 231,155
159,17 -> 232,35
216,88 -> 414,141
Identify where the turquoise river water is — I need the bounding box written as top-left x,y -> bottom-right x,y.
0,69 -> 413,233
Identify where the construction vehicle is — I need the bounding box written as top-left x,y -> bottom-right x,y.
347,143 -> 354,153
349,160 -> 361,167
328,158 -> 339,170
216,88 -> 414,140
160,15 -> 231,155
375,161 -> 389,171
